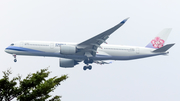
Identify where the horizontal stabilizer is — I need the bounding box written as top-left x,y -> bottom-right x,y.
153,43 -> 175,52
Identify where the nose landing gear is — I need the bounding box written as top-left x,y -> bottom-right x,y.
13,54 -> 17,62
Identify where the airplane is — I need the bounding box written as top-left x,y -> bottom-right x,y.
5,18 -> 175,70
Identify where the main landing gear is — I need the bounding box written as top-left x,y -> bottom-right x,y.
83,59 -> 93,71
13,54 -> 17,62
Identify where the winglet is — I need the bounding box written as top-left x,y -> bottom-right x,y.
153,43 -> 175,52
121,17 -> 130,24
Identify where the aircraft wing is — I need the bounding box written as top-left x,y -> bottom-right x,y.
76,18 -> 129,57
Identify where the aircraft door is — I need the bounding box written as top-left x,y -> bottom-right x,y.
50,43 -> 54,49
20,42 -> 24,47
136,48 -> 140,54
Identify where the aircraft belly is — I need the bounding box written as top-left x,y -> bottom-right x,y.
5,50 -> 34,55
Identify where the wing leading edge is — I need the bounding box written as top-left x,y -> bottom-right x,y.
76,18 -> 129,57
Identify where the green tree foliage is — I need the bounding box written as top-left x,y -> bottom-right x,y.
0,68 -> 68,101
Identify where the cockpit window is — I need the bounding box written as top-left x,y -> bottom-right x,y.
10,43 -> 14,46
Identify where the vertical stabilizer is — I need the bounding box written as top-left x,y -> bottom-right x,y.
146,28 -> 172,49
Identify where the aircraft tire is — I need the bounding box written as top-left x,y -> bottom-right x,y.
88,65 -> 92,70
14,59 -> 17,62
83,66 -> 87,70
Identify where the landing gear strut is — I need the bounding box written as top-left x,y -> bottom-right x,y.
13,54 -> 17,62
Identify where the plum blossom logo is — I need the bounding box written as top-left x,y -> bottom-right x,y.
151,37 -> 165,48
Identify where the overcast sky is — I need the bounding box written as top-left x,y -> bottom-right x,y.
0,0 -> 180,101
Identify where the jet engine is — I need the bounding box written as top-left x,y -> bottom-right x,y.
60,45 -> 77,55
59,58 -> 78,68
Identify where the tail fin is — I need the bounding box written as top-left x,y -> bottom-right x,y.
153,43 -> 175,52
146,28 -> 172,49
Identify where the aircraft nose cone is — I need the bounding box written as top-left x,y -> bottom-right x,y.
5,48 -> 8,53
5,47 -> 10,53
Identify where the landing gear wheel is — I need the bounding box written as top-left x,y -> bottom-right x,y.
88,65 -> 92,70
13,54 -> 17,62
83,65 -> 92,70
14,59 -> 17,62
83,66 -> 87,71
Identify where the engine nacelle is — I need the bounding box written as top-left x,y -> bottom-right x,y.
60,45 -> 76,55
59,58 -> 76,68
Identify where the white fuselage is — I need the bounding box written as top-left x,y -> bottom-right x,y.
5,41 -> 167,61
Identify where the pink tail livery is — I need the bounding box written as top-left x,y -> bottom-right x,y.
146,28 -> 172,49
